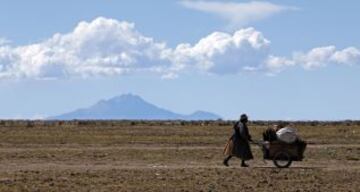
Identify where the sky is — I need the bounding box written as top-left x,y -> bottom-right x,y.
0,0 -> 359,120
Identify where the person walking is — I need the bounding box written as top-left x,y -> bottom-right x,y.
223,114 -> 253,167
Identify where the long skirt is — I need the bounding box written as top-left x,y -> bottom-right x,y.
224,137 -> 253,160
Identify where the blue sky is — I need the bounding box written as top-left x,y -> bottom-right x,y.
0,0 -> 359,120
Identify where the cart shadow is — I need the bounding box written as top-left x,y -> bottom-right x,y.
252,166 -> 325,169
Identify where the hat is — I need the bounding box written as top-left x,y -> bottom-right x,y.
240,114 -> 248,122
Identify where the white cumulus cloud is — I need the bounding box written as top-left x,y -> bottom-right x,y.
171,28 -> 270,74
0,17 -> 359,80
179,0 -> 297,29
0,17 -> 170,79
265,46 -> 360,72
264,55 -> 295,73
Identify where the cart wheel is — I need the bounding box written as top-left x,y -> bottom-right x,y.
273,151 -> 292,168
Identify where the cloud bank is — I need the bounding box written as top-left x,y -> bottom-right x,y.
179,0 -> 297,29
265,46 -> 360,73
0,17 -> 359,80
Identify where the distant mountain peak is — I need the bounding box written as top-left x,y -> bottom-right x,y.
50,94 -> 222,120
106,94 -> 144,103
115,93 -> 141,99
191,110 -> 210,115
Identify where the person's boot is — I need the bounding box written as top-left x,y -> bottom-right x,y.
223,159 -> 229,167
223,156 -> 231,167
241,160 -> 249,167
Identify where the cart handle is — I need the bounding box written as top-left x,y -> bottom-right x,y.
250,140 -> 264,146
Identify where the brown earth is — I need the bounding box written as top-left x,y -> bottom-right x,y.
0,121 -> 359,191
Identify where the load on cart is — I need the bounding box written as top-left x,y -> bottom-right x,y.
258,125 -> 307,168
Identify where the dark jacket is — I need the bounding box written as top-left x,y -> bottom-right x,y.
224,121 -> 253,160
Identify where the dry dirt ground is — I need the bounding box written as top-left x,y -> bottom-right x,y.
0,121 -> 359,191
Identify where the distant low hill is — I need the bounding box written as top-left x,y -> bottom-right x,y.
50,94 -> 221,120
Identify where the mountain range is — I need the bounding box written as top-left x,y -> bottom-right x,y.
50,94 -> 221,120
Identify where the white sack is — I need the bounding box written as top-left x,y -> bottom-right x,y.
276,127 -> 298,143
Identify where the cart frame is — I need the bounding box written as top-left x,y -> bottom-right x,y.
254,140 -> 307,168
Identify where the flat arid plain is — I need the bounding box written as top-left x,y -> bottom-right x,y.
0,121 -> 359,191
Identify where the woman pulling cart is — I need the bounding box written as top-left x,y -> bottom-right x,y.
223,114 -> 253,167
223,116 -> 307,168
